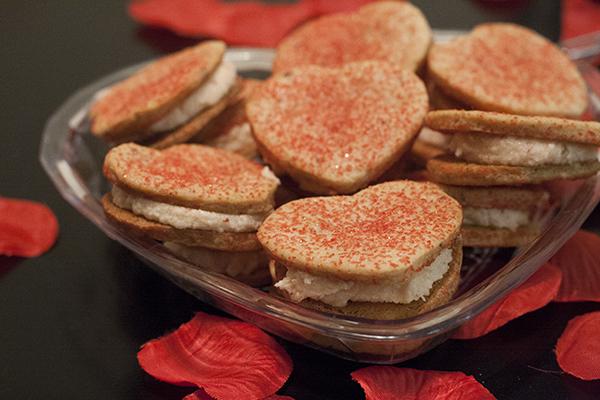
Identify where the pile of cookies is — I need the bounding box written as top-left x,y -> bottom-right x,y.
90,2 -> 600,320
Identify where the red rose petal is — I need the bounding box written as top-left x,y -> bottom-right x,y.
128,0 -> 374,47
183,390 -> 213,400
351,366 -> 495,400
555,311 -> 600,380
561,0 -> 600,41
138,311 -> 292,400
184,390 -> 294,400
0,197 -> 59,257
549,230 -> 600,302
453,263 -> 562,339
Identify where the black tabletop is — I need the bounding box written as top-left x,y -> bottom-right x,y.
2,0 -> 600,399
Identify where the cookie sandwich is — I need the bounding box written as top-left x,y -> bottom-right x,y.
441,185 -> 550,247
259,181 -> 463,320
426,110 -> 600,186
273,1 -> 431,74
247,61 -> 428,194
101,143 -> 279,286
427,23 -> 588,118
90,41 -> 241,147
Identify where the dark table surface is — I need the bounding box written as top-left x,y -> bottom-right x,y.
2,0 -> 600,399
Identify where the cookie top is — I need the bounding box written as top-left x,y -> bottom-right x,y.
426,110 -> 600,145
258,181 -> 462,282
90,41 -> 225,142
273,1 -> 431,73
103,143 -> 279,214
427,23 -> 588,118
247,61 -> 428,194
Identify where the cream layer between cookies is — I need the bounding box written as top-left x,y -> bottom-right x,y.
164,242 -> 267,278
418,127 -> 451,147
150,60 -> 237,132
111,184 -> 272,233
275,248 -> 453,307
463,207 -> 529,231
450,133 -> 598,166
205,122 -> 254,152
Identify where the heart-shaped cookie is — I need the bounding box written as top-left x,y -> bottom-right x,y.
90,41 -> 226,142
247,61 -> 428,194
103,143 -> 279,214
427,23 -> 588,118
273,1 -> 431,73
258,181 -> 462,281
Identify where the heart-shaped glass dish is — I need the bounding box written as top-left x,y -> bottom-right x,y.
40,31 -> 600,363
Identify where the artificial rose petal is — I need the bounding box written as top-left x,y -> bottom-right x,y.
184,390 -> 213,400
453,263 -> 562,339
0,197 -> 59,257
561,0 -> 600,40
128,0 -> 374,47
351,366 -> 495,400
184,390 -> 294,400
555,311 -> 600,380
138,311 -> 293,400
549,230 -> 600,302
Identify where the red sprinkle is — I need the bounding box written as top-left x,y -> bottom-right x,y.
555,311 -> 600,380
453,263 -> 562,339
351,366 -> 496,400
137,311 -> 292,400
0,197 -> 59,257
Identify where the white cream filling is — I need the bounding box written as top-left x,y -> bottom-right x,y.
207,122 -> 256,154
418,127 -> 451,148
463,207 -> 529,231
260,165 -> 281,184
164,242 -> 268,284
275,248 -> 453,307
150,60 -> 237,132
111,186 -> 267,233
450,133 -> 598,166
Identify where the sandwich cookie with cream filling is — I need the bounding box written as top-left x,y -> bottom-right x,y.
101,143 -> 279,286
258,181 -> 463,320
247,61 -> 428,194
273,1 -> 431,74
440,185 -> 550,247
427,23 -> 588,118
90,41 -> 241,147
426,110 -> 600,186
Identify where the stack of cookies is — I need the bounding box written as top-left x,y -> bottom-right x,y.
421,23 -> 600,247
90,2 -> 600,320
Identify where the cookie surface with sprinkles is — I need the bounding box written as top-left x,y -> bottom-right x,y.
273,1 -> 431,74
427,23 -> 588,118
247,61 -> 428,194
426,110 -> 600,146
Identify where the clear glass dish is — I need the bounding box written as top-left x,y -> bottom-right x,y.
40,31 -> 600,363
